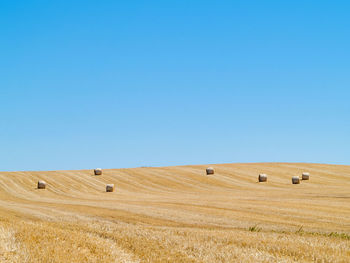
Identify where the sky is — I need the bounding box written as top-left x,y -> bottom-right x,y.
0,1 -> 349,171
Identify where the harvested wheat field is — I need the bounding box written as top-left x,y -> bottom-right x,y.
0,163 -> 349,262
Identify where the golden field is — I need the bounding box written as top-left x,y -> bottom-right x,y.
0,163 -> 349,262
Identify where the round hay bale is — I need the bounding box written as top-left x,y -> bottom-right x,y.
258,174 -> 267,182
37,180 -> 46,189
206,167 -> 215,175
302,172 -> 310,180
292,176 -> 300,184
94,168 -> 102,176
106,184 -> 115,192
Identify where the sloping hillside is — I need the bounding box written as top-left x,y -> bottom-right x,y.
0,163 -> 349,262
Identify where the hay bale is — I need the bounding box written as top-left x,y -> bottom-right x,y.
302,172 -> 310,180
106,184 -> 115,192
292,176 -> 300,184
37,180 -> 46,189
94,168 -> 102,175
206,167 -> 215,175
258,173 -> 267,182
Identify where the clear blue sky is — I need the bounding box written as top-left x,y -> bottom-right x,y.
1,1 -> 349,171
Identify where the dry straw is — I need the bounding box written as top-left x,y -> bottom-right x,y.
94,168 -> 102,175
258,174 -> 267,182
292,176 -> 300,184
106,184 -> 115,192
206,167 -> 215,175
302,172 -> 310,180
37,180 -> 46,189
